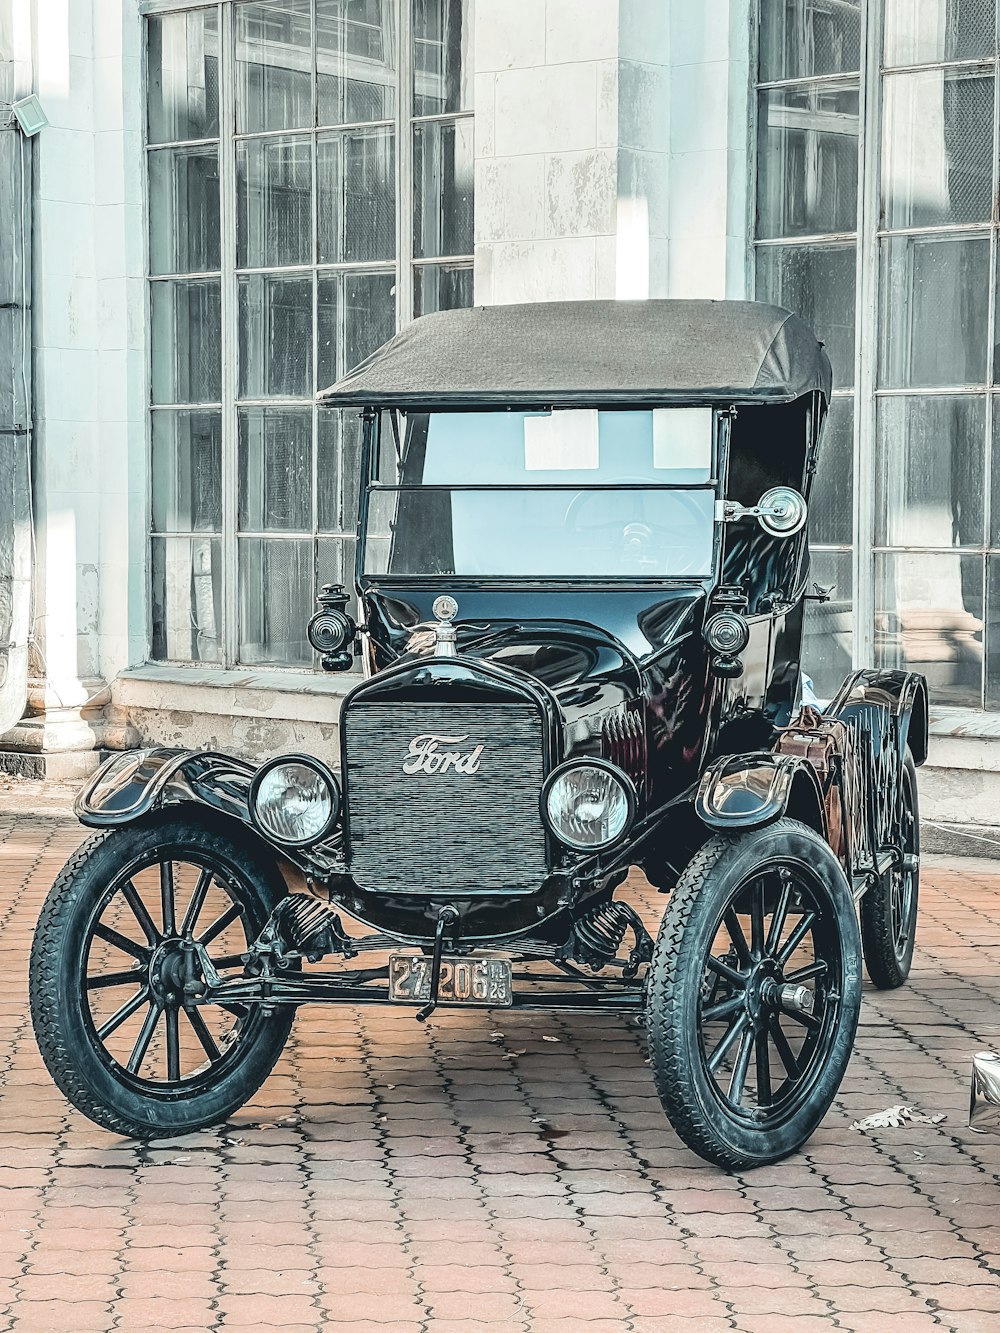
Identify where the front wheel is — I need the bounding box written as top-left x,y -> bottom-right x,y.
646,819 -> 862,1170
29,813 -> 294,1138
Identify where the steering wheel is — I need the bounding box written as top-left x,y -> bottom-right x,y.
564,478 -> 709,574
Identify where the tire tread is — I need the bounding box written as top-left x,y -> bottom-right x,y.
646,818 -> 861,1171
29,818 -> 292,1139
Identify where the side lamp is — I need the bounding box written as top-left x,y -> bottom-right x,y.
307,583 -> 357,672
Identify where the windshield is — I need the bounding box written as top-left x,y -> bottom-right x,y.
364,408 -> 718,579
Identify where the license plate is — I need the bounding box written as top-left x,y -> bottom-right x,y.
388,954 -> 513,1006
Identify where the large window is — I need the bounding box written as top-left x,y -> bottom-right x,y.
145,0 -> 474,667
755,0 -> 997,709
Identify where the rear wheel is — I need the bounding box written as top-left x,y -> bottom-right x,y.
861,749 -> 919,989
29,814 -> 293,1138
646,819 -> 862,1170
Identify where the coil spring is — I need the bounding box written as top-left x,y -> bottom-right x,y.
274,894 -> 343,956
572,900 -> 634,971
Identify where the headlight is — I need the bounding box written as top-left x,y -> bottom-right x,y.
249,755 -> 341,847
542,760 -> 635,851
704,609 -> 750,656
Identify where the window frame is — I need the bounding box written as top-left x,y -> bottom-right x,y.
142,0 -> 474,670
751,4 -> 870,696
752,0 -> 1000,709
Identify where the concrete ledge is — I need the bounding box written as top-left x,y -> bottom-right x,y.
922,820 -> 1000,861
113,664 -> 358,724
0,748 -> 100,781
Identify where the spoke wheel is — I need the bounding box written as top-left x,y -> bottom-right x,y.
30,814 -> 293,1138
647,818 -> 862,1170
861,749 -> 920,989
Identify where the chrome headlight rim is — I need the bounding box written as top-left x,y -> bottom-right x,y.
540,758 -> 637,853
248,753 -> 342,849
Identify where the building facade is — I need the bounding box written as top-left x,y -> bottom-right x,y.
0,0 -> 995,844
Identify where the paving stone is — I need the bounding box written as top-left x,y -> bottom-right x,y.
5,818 -> 1000,1330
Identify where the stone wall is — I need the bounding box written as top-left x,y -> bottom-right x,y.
0,0 -> 146,777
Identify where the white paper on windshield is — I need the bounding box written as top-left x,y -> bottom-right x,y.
652,407 -> 712,476
523,410 -> 599,471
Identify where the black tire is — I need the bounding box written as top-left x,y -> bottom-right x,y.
647,818 -> 862,1171
861,750 -> 919,989
29,812 -> 294,1138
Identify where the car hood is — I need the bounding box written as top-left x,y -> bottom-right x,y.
361,585 -> 712,790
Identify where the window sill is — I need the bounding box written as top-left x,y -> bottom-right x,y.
113,663 -> 360,724
111,675 -> 1000,757
926,707 -> 1000,773
929,707 -> 1000,741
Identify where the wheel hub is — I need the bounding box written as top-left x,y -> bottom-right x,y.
745,958 -> 781,1024
744,959 -> 815,1027
148,938 -> 206,1006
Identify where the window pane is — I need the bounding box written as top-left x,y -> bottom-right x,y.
318,536 -> 359,619
151,535 -> 223,663
237,136 -> 312,269
147,9 -> 219,144
236,0 -> 312,134
152,410 -> 222,532
239,407 -> 313,531
414,118 -> 474,258
810,396 -> 853,546
317,0 -> 397,125
148,145 -> 220,276
883,70 -> 994,230
238,272 -> 313,399
879,234 -> 989,389
755,243 -> 856,390
413,0 -> 474,115
802,550 -> 853,703
876,395 -> 986,548
876,552 -> 983,708
317,127 -> 396,263
239,537 -> 313,665
317,270 -> 395,389
759,0 -> 861,81
884,0 -> 995,67
756,85 -> 859,240
150,278 -> 221,404
985,555 -> 1000,706
318,410 -> 364,530
0,309 -> 15,430
987,403 -> 1000,545
414,261 -> 474,315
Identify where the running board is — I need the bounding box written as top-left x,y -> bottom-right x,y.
851,849 -> 898,901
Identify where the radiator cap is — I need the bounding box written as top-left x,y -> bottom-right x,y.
432,595 -> 458,658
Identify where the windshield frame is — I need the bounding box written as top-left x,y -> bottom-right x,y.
355,405 -> 729,588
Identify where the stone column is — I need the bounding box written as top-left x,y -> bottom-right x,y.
473,0 -> 749,307
0,0 -> 144,776
474,0 -> 669,305
665,0 -> 752,300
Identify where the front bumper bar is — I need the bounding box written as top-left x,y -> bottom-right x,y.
203,967 -> 645,1015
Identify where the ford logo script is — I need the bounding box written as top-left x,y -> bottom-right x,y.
403,734 -> 484,775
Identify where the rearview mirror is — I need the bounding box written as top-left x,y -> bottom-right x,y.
756,486 -> 807,537
719,486 -> 807,538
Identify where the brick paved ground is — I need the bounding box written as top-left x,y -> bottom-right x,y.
2,801 -> 1000,1332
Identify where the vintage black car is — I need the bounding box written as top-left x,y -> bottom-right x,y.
30,300 -> 927,1170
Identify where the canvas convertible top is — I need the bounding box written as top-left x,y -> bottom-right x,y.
318,299 -> 833,409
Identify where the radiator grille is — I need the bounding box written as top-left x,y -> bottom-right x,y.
343,702 -> 548,895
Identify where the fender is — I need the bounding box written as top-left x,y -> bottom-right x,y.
695,751 -> 828,838
76,747 -> 258,828
828,668 -> 929,767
